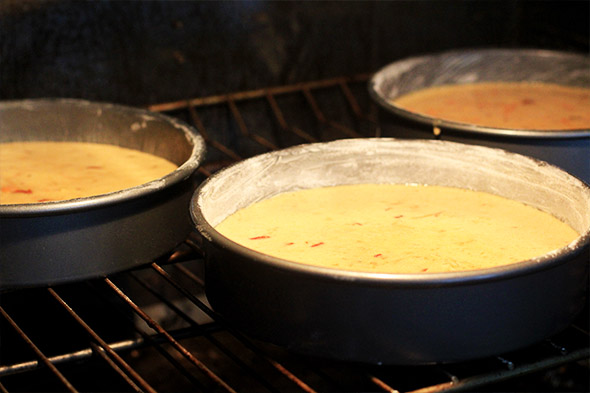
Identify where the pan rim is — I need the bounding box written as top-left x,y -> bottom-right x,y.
0,98 -> 206,217
368,47 -> 590,138
191,138 -> 590,288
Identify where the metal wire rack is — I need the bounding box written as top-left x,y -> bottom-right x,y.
0,75 -> 588,392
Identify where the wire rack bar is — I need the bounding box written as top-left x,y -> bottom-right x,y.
104,277 -> 238,393
47,287 -> 158,393
150,262 -> 320,392
147,74 -> 373,113
0,324 -> 219,378
0,306 -> 77,392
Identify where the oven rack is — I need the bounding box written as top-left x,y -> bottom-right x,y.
0,75 -> 588,392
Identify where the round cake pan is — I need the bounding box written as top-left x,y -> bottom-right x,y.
192,138 -> 589,365
369,48 -> 590,183
0,99 -> 206,290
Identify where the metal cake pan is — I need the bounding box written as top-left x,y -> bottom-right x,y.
191,138 -> 590,365
0,99 -> 206,289
369,48 -> 590,183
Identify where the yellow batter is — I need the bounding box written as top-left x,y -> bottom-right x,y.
0,141 -> 178,204
393,82 -> 590,130
215,184 -> 579,273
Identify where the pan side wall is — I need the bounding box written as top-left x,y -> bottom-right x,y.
203,240 -> 589,365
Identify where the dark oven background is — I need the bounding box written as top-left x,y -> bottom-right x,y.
1,1 -> 589,393
2,1 -> 589,105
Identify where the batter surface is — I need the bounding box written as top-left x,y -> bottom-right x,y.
0,141 -> 178,204
215,184 -> 579,273
393,82 -> 590,130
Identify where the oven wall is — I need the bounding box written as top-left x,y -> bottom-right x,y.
1,1 -> 588,106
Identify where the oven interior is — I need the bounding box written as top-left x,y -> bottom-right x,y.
1,75 -> 589,393
1,2 -> 589,392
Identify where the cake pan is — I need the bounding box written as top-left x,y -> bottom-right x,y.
192,138 -> 589,365
0,99 -> 206,289
369,49 -> 590,183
